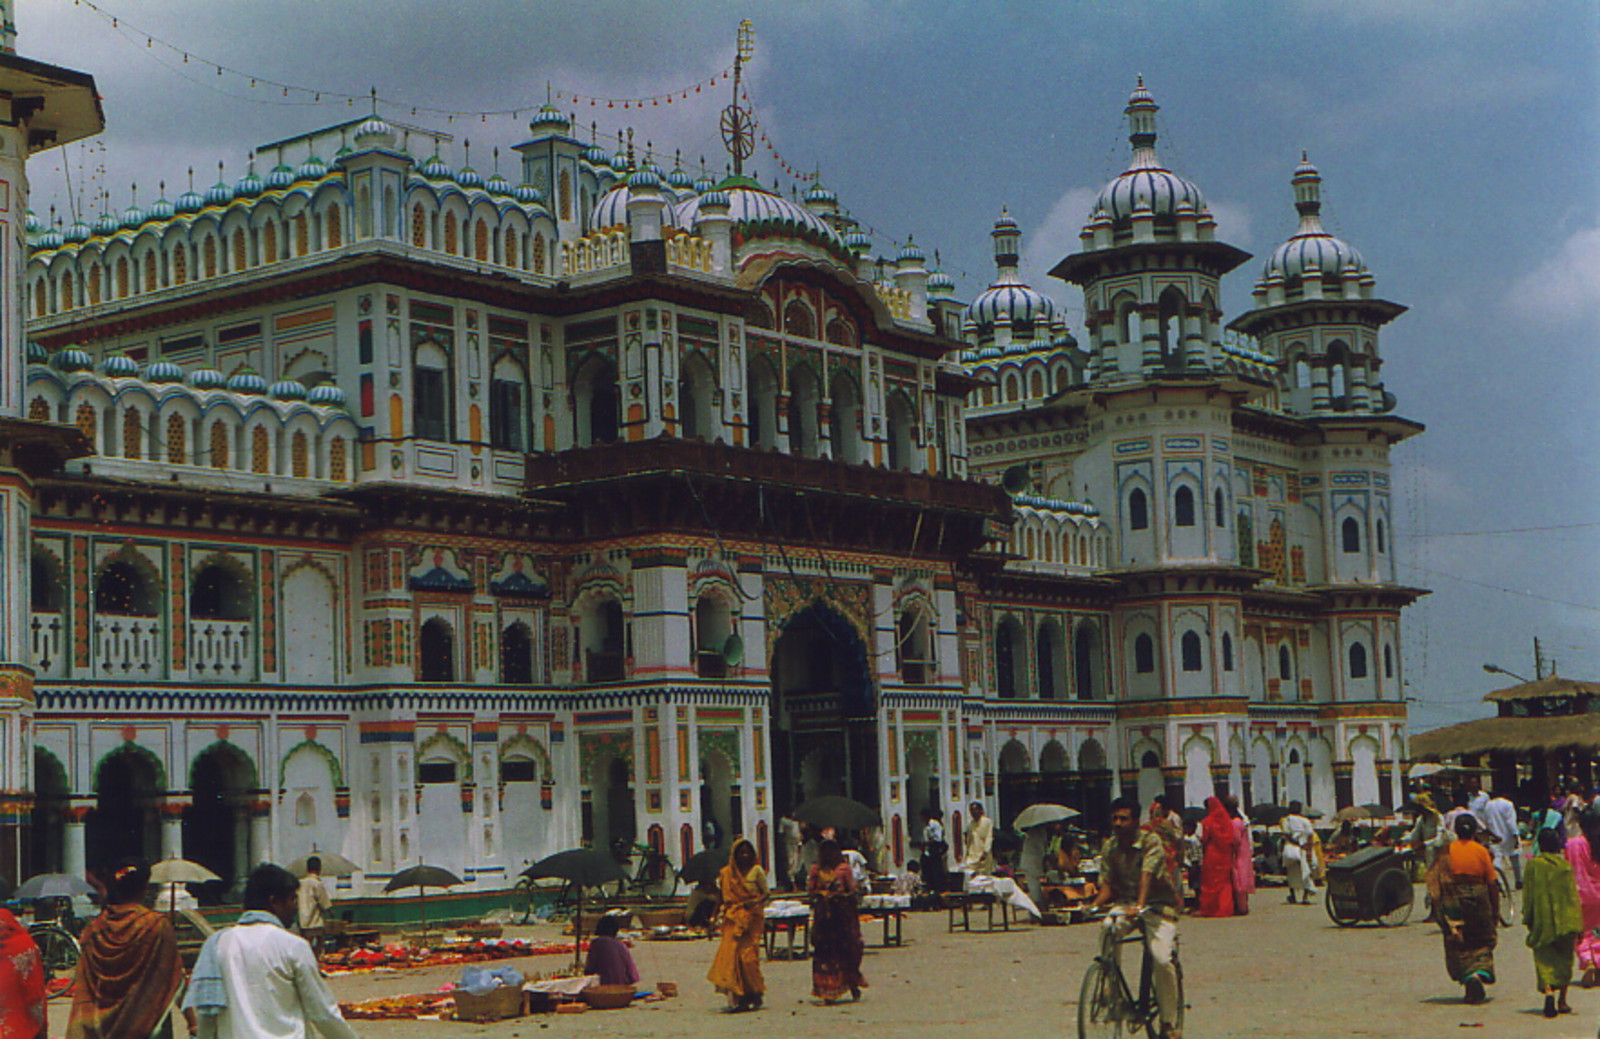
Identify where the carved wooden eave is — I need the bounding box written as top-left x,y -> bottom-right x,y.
329,482 -> 564,539
34,473 -> 363,539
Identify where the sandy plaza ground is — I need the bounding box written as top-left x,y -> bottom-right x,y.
314,889 -> 1598,1039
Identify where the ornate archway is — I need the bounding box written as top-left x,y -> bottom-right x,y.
769,602 -> 877,818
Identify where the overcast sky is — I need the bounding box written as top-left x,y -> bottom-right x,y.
20,0 -> 1600,732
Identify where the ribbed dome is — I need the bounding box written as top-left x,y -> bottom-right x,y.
1261,154 -> 1368,285
627,167 -> 661,190
99,354 -> 139,377
37,226 -> 64,249
121,204 -> 147,230
692,175 -> 715,194
456,166 -> 484,189
203,179 -> 232,207
63,219 -> 91,243
145,360 -> 186,384
418,154 -> 453,180
804,183 -> 838,206
25,341 -> 48,364
591,181 -> 678,231
529,104 -> 571,133
264,164 -> 296,190
667,167 -> 695,190
842,230 -> 871,254
92,211 -> 119,236
51,348 -> 93,372
270,379 -> 308,401
24,210 -> 39,234
227,370 -> 268,395
189,368 -> 227,390
307,382 -> 346,407
149,196 -> 177,220
964,210 -> 1059,333
928,270 -> 956,299
1091,78 -> 1208,227
897,238 -> 925,263
235,168 -> 265,197
354,116 -> 395,146
583,145 -> 611,166
672,176 -> 840,244
297,155 -> 329,180
485,172 -> 511,195
513,183 -> 543,206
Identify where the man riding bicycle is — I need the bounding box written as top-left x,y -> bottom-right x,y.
1090,796 -> 1182,1039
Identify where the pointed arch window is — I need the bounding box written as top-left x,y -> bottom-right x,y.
1128,487 -> 1149,531
1348,641 -> 1368,679
1180,630 -> 1203,671
203,236 -> 217,278
262,222 -> 278,263
121,408 -> 142,458
328,437 -> 348,482
1383,645 -> 1394,678
558,170 -> 572,221
1173,485 -> 1195,527
75,403 -> 97,448
326,206 -> 343,248
1221,632 -> 1234,671
209,422 -> 230,469
232,229 -> 247,270
165,413 -> 187,464
291,430 -> 309,478
1214,488 -> 1226,527
443,212 -> 459,255
1134,633 -> 1155,674
1375,519 -> 1386,554
533,233 -> 547,274
1278,644 -> 1294,681
251,426 -> 271,474
1341,516 -> 1361,553
411,204 -> 427,247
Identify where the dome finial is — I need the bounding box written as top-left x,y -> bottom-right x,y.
1126,76 -> 1159,149
1292,150 -> 1322,222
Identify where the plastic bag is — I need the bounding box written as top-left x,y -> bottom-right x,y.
460,964 -> 524,995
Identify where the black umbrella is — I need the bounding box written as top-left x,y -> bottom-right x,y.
790,795 -> 882,831
1181,806 -> 1207,826
383,864 -> 463,932
522,849 -> 628,968
677,848 -> 725,887
1247,804 -> 1293,826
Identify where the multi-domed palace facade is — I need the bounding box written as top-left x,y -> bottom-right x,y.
0,31 -> 1419,897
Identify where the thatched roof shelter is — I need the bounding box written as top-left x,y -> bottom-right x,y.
1413,714 -> 1600,759
1484,675 -> 1600,703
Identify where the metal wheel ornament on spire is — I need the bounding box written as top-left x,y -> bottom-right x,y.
720,19 -> 756,175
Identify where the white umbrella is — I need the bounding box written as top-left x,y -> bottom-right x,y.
286,851 -> 362,878
1012,803 -> 1081,830
149,857 -> 221,913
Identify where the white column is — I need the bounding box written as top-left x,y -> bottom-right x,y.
63,799 -> 92,878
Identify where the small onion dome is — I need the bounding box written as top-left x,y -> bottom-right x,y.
264,163 -> 296,190
37,226 -> 64,249
307,382 -> 346,407
896,239 -> 925,264
928,270 -> 956,299
99,353 -> 140,377
145,360 -> 186,384
627,167 -> 661,190
842,229 -> 871,254
696,189 -> 730,210
513,182 -> 542,205
63,219 -> 91,243
235,168 -> 265,197
24,210 -> 39,234
485,172 -> 511,195
975,345 -> 1004,361
353,116 -> 396,147
203,179 -> 232,207
174,188 -> 203,214
692,175 -> 715,194
120,203 -> 147,229
529,104 -> 570,132
296,155 -> 329,180
334,143 -> 353,158
51,347 -> 94,372
149,195 -> 177,220
1261,154 -> 1368,285
582,144 -> 611,166
25,340 -> 48,364
611,149 -> 629,169
227,369 -> 268,395
269,379 -> 308,401
418,153 -> 452,179
188,368 -> 227,390
1092,79 -> 1205,227
590,181 -> 678,230
456,166 -> 484,189
804,183 -> 837,206
667,166 -> 694,190
93,210 -> 120,236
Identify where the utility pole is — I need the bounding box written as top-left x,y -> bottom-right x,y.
1534,637 -> 1546,679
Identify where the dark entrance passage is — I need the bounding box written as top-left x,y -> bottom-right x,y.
185,743 -> 256,899
88,747 -> 162,870
771,604 -> 879,833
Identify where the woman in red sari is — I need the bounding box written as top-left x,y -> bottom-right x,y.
68,858 -> 184,1039
1198,796 -> 1237,917
0,904 -> 47,1039
808,839 -> 865,1003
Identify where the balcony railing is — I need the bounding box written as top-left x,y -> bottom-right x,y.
190,618 -> 253,680
585,650 -> 625,683
93,614 -> 163,678
30,613 -> 65,679
696,651 -> 728,679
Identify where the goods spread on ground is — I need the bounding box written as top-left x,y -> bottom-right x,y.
321,937 -> 588,973
340,993 -> 456,1021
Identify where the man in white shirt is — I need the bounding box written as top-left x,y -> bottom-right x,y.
296,856 -> 334,953
964,801 -> 996,874
185,863 -> 357,1039
1280,802 -> 1318,905
1482,793 -> 1521,888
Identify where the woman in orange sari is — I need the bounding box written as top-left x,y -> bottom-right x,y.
707,838 -> 768,1012
67,859 -> 184,1039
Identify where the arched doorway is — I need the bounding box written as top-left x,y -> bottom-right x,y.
185,743 -> 257,901
905,746 -> 936,840
585,752 -> 635,857
770,604 -> 877,818
699,750 -> 736,851
997,740 -> 1033,829
88,746 -> 162,869
30,749 -> 69,875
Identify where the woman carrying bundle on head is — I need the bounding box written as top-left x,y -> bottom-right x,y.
67,857 -> 185,1039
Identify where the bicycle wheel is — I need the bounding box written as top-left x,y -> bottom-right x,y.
30,924 -> 80,986
509,878 -> 534,924
1495,867 -> 1517,927
1077,959 -> 1128,1039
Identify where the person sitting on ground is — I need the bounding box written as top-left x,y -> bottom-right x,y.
584,912 -> 641,988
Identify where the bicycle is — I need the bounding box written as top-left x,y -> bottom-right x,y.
609,841 -> 678,900
1494,863 -> 1518,927
22,898 -> 83,998
1078,906 -> 1184,1039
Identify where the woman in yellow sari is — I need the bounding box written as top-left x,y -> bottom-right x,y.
707,838 -> 768,1012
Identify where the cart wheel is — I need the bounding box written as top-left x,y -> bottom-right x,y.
1323,888 -> 1359,927
1373,869 -> 1414,927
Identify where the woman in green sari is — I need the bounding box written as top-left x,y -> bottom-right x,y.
1524,827 -> 1582,1017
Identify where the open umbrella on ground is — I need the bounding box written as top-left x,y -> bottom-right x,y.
383,864 -> 464,934
677,848 -> 725,887
13,872 -> 96,901
1181,806 -> 1208,826
789,795 -> 882,832
1247,804 -> 1293,826
522,849 -> 628,969
1012,803 -> 1081,830
149,857 -> 222,914
286,851 -> 362,878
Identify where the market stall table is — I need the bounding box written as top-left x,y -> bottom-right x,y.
764,899 -> 810,959
861,893 -> 908,947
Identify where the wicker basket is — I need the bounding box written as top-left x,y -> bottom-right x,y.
581,984 -> 635,1010
635,906 -> 684,928
454,985 -> 524,1022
